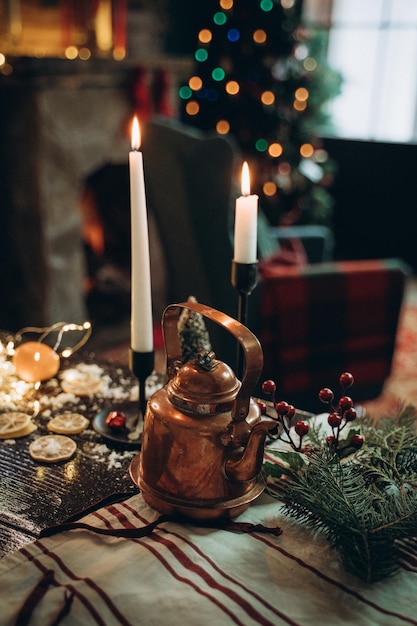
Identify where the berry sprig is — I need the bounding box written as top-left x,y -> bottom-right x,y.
259,380 -> 309,451
259,372 -> 364,456
318,372 -> 364,451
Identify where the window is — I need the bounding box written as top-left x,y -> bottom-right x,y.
303,0 -> 417,143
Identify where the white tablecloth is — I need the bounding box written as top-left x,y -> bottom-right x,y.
1,490 -> 416,626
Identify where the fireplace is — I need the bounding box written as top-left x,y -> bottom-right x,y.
0,55 -> 189,332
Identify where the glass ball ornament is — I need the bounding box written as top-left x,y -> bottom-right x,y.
12,342 -> 60,382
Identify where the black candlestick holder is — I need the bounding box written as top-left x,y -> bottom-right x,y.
129,349 -> 155,420
231,260 -> 258,379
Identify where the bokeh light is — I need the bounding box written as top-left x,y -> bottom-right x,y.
293,99 -> 307,111
253,29 -> 267,44
268,142 -> 283,157
216,119 -> 230,134
278,162 -> 291,175
185,101 -> 200,115
263,181 -> 277,196
227,28 -> 240,42
212,67 -> 226,81
295,87 -> 309,101
198,29 -> 212,44
213,12 -> 227,25
189,76 -> 203,90
195,48 -> 209,62
261,90 -> 275,105
65,46 -> 78,59
260,0 -> 274,11
179,85 -> 192,99
300,143 -> 314,158
303,57 -> 317,72
225,80 -> 240,95
255,138 -> 268,152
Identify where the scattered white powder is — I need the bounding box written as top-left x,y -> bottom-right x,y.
81,442 -> 136,470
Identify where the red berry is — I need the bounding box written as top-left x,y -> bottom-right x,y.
294,420 -> 309,436
319,387 -> 334,404
344,408 -> 357,422
326,435 -> 336,445
340,372 -> 354,388
262,379 -> 276,395
105,410 -> 127,431
339,396 -> 353,411
286,405 -> 296,419
328,412 -> 342,428
257,401 -> 268,415
350,434 -> 364,449
275,401 -> 290,416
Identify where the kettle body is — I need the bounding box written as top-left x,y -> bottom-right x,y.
138,302 -> 275,521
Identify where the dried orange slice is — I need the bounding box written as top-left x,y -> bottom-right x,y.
0,412 -> 36,439
29,435 -> 76,463
47,412 -> 89,435
61,375 -> 103,396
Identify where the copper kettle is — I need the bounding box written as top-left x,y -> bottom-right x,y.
138,301 -> 276,521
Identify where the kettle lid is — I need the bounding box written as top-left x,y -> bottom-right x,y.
167,350 -> 240,416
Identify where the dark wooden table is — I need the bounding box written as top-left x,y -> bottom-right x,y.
0,352 -> 141,558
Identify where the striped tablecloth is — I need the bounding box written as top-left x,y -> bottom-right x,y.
1,490 -> 416,626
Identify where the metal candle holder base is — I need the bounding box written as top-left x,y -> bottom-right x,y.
129,349 -> 155,418
231,260 -> 259,379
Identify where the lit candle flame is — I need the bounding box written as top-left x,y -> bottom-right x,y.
131,116 -> 141,151
241,161 -> 251,196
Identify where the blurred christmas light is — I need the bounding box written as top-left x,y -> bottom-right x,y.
293,99 -> 307,111
198,29 -> 212,44
260,0 -> 274,12
225,80 -> 240,95
263,181 -> 277,196
65,46 -> 78,59
295,87 -> 309,101
261,90 -> 275,105
186,101 -> 200,115
255,138 -> 268,152
213,12 -> 227,26
281,0 -> 295,8
220,0 -> 233,9
268,142 -> 283,157
303,57 -> 317,71
195,48 -> 209,62
253,29 -> 267,44
179,85 -> 192,99
216,119 -> 230,134
79,48 -> 91,60
212,67 -> 226,81
294,44 -> 308,60
314,149 -> 329,163
227,29 -> 240,42
300,143 -> 314,158
189,76 -> 203,90
278,162 -> 291,175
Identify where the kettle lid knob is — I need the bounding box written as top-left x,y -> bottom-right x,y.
167,348 -> 240,417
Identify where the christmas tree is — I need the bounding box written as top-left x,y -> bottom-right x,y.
176,0 -> 342,227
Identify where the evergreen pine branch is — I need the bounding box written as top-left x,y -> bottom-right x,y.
265,411 -> 417,582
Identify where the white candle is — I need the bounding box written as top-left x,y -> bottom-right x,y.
233,161 -> 258,263
129,117 -> 154,352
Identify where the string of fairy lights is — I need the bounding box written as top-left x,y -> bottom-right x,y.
178,0 -> 334,218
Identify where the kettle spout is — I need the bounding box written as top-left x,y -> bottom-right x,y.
225,420 -> 276,483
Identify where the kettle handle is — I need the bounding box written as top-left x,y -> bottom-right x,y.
162,302 -> 263,422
